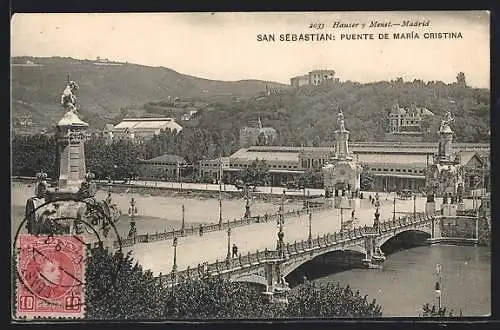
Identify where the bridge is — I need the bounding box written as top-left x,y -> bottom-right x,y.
115,194 -> 483,300
152,212 -> 480,295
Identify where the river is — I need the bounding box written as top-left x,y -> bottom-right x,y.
313,245 -> 490,317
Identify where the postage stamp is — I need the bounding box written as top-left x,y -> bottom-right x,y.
15,234 -> 85,319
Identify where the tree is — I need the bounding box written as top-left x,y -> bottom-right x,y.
421,303 -> 456,317
83,249 -> 384,320
360,165 -> 375,191
85,249 -> 167,319
163,276 -> 284,319
241,159 -> 270,187
286,281 -> 382,318
456,72 -> 467,87
298,169 -> 324,188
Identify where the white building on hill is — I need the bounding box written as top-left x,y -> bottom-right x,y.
112,117 -> 182,140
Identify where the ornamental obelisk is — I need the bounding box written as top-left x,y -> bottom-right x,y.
322,109 -> 362,211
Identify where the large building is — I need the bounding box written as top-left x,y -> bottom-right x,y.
222,142 -> 489,191
111,117 -> 183,140
290,70 -> 339,87
136,154 -> 186,180
385,104 -> 434,141
199,157 -> 230,183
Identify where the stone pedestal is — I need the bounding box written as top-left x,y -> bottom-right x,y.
425,202 -> 436,216
55,111 -> 89,193
457,202 -> 465,212
441,203 -> 457,217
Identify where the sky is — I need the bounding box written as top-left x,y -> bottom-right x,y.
11,11 -> 490,88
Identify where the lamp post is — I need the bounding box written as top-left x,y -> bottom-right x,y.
277,208 -> 285,257
243,184 -> 251,219
219,185 -> 223,230
308,212 -> 312,245
434,263 -> 442,309
226,221 -> 231,259
127,197 -> 138,238
219,157 -> 223,191
275,190 -> 285,256
172,237 -> 178,273
393,197 -> 396,222
413,194 -> 417,219
340,207 -> 344,232
374,192 -> 380,230
106,177 -> 112,205
181,204 -> 185,235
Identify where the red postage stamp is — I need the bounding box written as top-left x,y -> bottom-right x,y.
15,234 -> 85,319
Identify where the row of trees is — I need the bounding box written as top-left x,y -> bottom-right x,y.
84,248 -> 383,319
11,127 -> 240,180
11,133 -> 376,190
83,248 -> 457,319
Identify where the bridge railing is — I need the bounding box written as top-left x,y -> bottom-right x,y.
153,212 -> 432,287
157,248 -> 283,287
112,203 -> 332,248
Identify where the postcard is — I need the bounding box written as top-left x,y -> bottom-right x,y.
11,11 -> 490,321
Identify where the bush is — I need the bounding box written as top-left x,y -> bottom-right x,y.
286,281 -> 382,318
420,303 -> 456,317
85,248 -> 384,319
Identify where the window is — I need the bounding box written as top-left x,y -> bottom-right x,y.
390,169 -> 394,172
396,169 -> 401,172
383,169 -> 388,172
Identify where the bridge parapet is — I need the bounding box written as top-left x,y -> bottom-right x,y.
154,212 -> 435,287
112,203 -> 332,249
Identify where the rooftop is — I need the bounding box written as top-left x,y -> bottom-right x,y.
138,154 -> 185,164
121,117 -> 175,122
113,117 -> 182,132
230,148 -> 300,163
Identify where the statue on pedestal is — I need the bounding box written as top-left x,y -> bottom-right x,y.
337,108 -> 345,131
439,111 -> 454,132
61,74 -> 79,113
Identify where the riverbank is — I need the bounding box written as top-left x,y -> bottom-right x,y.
312,244 -> 490,317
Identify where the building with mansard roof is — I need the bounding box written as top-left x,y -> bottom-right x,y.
112,117 -> 182,140
385,103 -> 434,142
239,118 -> 277,148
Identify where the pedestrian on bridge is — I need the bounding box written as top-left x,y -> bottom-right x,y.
232,244 -> 239,258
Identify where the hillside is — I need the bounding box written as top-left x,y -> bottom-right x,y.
195,79 -> 490,143
11,56 -> 287,129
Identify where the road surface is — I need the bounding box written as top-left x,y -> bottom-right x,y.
124,196 -> 459,276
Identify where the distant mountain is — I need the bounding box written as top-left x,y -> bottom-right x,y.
11,56 -> 287,129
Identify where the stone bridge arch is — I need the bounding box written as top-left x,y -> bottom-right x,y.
377,226 -> 432,249
282,245 -> 367,278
